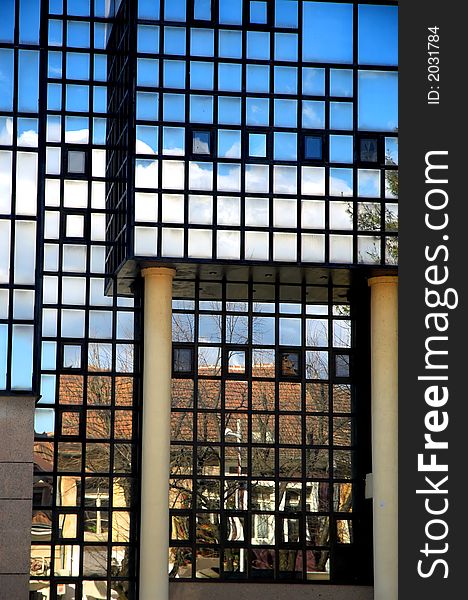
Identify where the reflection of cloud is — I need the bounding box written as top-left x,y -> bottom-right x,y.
274,166 -> 297,194
65,128 -> 89,144
358,170 -> 380,197
217,230 -> 240,259
301,167 -> 325,196
0,117 -> 13,144
189,161 -> 213,191
330,175 -> 353,197
135,159 -> 158,189
302,102 -> 324,128
217,164 -> 241,192
136,139 -> 156,154
194,140 -> 210,154
223,141 -> 241,158
245,165 -> 269,193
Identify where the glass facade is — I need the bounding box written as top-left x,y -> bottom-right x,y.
0,0 -> 397,597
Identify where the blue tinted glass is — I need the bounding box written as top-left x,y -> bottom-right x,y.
94,0 -> 105,17
247,31 -> 270,60
218,130 -> 241,159
218,97 -> 241,125
94,23 -> 106,49
359,5 -> 398,66
329,135 -> 353,163
66,53 -> 90,80
358,71 -> 398,132
136,125 -> 158,154
194,0 -> 211,20
68,0 -> 90,16
330,69 -> 353,97
0,0 -> 15,43
247,65 -> 270,93
164,27 -> 186,55
47,83 -> 62,110
0,49 -> 14,111
275,0 -> 298,28
93,118 -> 106,144
305,136 -> 322,160
49,0 -> 62,14
163,127 -> 185,155
66,84 -> 89,112
164,94 -> 185,122
330,102 -> 353,130
93,86 -> 106,113
191,62 -> 214,90
274,132 -> 297,161
191,29 -> 214,56
274,66 -> 297,94
49,20 -> 63,46
19,0 -> 40,44
18,51 -> 39,113
251,1 -> 267,24
138,0 -> 160,19
67,21 -> 90,48
136,92 -> 159,121
330,168 -> 353,196
218,63 -> 242,92
165,0 -> 186,22
163,60 -> 186,88
246,98 -> 269,127
138,58 -> 159,87
303,2 -> 353,64
302,68 -> 325,96
274,99 -> 297,128
302,101 -> 325,129
249,134 -> 266,157
275,33 -> 298,61
138,25 -> 160,53
219,0 -> 243,24
190,95 -> 214,123
219,30 -> 242,59
48,52 -> 62,78
94,55 -> 107,81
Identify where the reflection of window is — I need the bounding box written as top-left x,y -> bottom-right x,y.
280,351 -> 301,377
304,136 -> 322,161
360,138 -> 378,163
192,130 -> 211,155
173,346 -> 194,374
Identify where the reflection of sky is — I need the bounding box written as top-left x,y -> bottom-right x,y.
358,71 -> 398,132
274,133 -> 297,161
303,68 -> 325,96
330,168 -> 353,197
249,134 -> 266,158
358,170 -> 380,198
358,5 -> 398,66
191,62 -> 214,90
248,65 -> 269,93
218,130 -> 241,158
303,2 -> 353,64
279,318 -> 302,346
330,69 -> 353,97
330,136 -> 353,163
303,101 -> 325,129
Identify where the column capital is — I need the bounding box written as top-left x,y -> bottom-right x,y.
368,275 -> 398,288
141,266 -> 176,280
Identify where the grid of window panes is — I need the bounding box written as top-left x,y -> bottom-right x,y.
31,1 -> 140,598
169,279 -> 364,581
0,0 -> 41,392
130,0 -> 398,268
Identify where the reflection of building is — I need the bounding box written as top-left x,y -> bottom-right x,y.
0,2 -> 397,600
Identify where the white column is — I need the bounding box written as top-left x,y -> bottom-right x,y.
368,276 -> 398,600
139,267 -> 176,600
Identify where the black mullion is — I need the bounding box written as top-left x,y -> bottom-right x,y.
352,2 -> 359,266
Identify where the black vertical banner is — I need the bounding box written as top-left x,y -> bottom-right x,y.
400,2 -> 466,598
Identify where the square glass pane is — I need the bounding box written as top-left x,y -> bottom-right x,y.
190,28 -> 214,56
274,99 -> 297,128
249,134 -> 267,158
246,98 -> 269,127
247,65 -> 270,93
218,130 -> 241,159
275,0 -> 298,28
330,102 -> 353,130
247,31 -> 270,60
358,71 -> 398,132
194,0 -> 211,20
358,169 -> 380,197
330,168 -> 353,197
163,127 -> 185,155
218,97 -> 241,125
274,132 -> 297,161
218,63 -> 242,92
219,30 -> 242,59
280,351 -> 300,377
163,60 -> 185,88
303,2 -> 353,63
192,131 -> 211,155
360,138 -> 378,163
219,0 -> 243,25
330,69 -> 353,97
190,95 -> 213,123
173,348 -> 193,373
330,136 -> 353,164
68,151 -> 86,174
275,33 -> 298,61
190,61 -> 214,90
274,66 -> 297,95
251,1 -> 267,24
304,136 -> 322,161
302,101 -> 325,129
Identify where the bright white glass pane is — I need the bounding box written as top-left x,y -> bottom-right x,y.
358,169 -> 381,197
188,229 -> 212,258
89,311 -> 113,339
62,277 -> 86,305
162,160 -> 184,190
161,228 -> 184,257
245,231 -> 269,260
66,215 -> 84,237
330,168 -> 353,197
273,199 -> 297,229
301,167 -> 325,196
329,235 -> 353,263
245,198 -> 269,227
217,163 -> 241,192
0,151 -> 12,213
330,202 -> 353,230
273,233 -> 297,261
162,194 -> 184,223
189,195 -> 213,225
274,166 -> 297,195
189,162 -> 213,191
45,179 -> 60,207
358,236 -> 381,264
135,192 -> 158,222
42,276 -> 58,304
42,309 -> 58,337
13,290 -> 34,319
134,227 -> 158,255
217,230 -> 240,259
14,221 -> 36,284
302,200 -> 325,229
245,165 -> 269,193
136,159 -> 158,189
64,181 -> 88,208
217,197 -> 240,226
63,245 -> 87,272
46,147 -> 61,174
302,234 -> 325,262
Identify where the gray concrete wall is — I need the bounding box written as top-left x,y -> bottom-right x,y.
170,583 -> 374,600
0,396 -> 36,600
